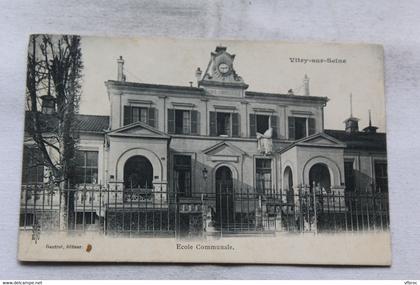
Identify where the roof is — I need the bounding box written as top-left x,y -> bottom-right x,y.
24,112 -> 109,134
106,80 -> 205,95
245,91 -> 329,104
74,114 -> 109,132
324,129 -> 386,152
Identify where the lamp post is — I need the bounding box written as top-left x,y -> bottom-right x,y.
202,167 -> 208,182
202,167 -> 208,197
201,167 -> 209,237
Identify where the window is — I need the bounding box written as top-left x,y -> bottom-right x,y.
256,158 -> 272,193
374,161 -> 388,193
288,117 -> 316,140
132,106 -> 148,123
209,111 -> 240,137
76,212 -> 96,225
344,160 -> 355,192
168,109 -> 200,135
73,151 -> 98,184
19,213 -> 34,227
22,145 -> 44,184
249,114 -> 278,138
217,112 -> 231,136
123,105 -> 157,127
256,115 -> 269,134
174,155 -> 192,197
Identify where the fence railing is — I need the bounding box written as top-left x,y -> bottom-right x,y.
19,183 -> 390,238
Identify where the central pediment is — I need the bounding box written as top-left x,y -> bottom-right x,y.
107,122 -> 170,139
202,141 -> 246,162
278,132 -> 346,154
296,133 -> 346,147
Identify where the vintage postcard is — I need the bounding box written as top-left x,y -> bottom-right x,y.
18,35 -> 390,265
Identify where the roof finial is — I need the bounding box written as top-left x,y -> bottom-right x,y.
303,74 -> 310,96
363,109 -> 378,134
344,93 -> 359,133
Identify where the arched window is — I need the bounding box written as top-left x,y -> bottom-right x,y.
123,156 -> 153,189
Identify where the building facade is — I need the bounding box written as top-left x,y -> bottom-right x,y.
21,46 -> 388,235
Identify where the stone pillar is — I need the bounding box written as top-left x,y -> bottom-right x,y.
255,194 -> 263,229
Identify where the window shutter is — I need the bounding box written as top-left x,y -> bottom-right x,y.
155,108 -> 159,129
308,118 -> 316,135
123,106 -> 132,126
270,115 -> 278,139
209,111 -> 217,136
249,114 -> 256,137
148,107 -> 156,128
288,116 -> 295,140
168,109 -> 175,134
191,110 -> 200,135
232,113 -> 240,137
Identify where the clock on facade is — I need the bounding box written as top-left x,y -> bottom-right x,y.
218,63 -> 230,74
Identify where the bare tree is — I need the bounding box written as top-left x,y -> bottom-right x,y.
25,34 -> 83,229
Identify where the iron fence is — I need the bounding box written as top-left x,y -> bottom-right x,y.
19,183 -> 390,238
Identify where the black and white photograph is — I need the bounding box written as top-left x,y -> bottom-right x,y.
18,35 -> 390,265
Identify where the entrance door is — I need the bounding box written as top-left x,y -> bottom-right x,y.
215,166 -> 234,228
309,163 -> 331,192
123,156 -> 153,190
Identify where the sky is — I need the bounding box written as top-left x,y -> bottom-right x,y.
79,36 -> 386,131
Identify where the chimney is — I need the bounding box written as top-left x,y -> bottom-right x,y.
117,56 -> 126,82
195,67 -> 202,86
363,110 -> 378,134
303,74 -> 310,96
344,93 -> 359,134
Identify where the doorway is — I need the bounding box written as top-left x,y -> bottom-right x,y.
215,166 -> 234,228
309,163 -> 331,192
123,155 -> 153,189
